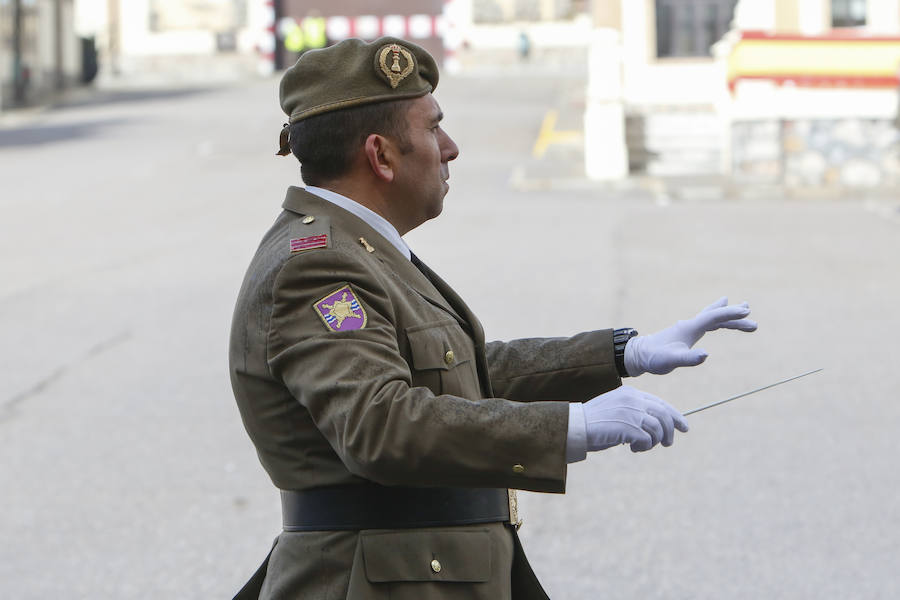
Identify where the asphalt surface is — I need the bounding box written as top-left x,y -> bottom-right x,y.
2,65 -> 899,599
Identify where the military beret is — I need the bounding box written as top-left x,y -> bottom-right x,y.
276,37 -> 439,155
280,36 -> 439,124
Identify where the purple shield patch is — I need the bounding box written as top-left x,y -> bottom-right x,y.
314,285 -> 367,332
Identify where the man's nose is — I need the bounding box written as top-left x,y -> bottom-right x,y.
442,131 -> 459,162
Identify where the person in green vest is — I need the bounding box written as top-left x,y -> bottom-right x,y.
301,11 -> 327,50
283,20 -> 305,54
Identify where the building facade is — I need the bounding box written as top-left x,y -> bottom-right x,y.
471,0 -> 584,22
1,0 -> 79,110
585,0 -> 900,190
71,0 -> 256,84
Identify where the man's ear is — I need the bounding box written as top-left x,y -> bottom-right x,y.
363,134 -> 394,183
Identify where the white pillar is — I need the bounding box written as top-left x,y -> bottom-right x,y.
866,0 -> 900,34
584,28 -> 628,181
442,0 -> 464,74
118,0 -> 149,56
798,0 -> 826,35
620,0 -> 648,105
256,0 -> 276,76
731,0 -> 776,31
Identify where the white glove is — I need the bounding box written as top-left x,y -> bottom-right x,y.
624,297 -> 757,377
582,385 -> 688,453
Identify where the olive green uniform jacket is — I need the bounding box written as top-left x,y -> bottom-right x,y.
230,187 -> 622,599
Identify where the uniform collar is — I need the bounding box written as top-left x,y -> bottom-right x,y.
304,185 -> 412,261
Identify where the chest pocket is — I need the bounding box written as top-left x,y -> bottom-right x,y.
406,320 -> 479,398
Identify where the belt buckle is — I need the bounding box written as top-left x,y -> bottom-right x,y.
507,489 -> 523,530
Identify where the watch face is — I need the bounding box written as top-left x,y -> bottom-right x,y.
614,328 -> 638,342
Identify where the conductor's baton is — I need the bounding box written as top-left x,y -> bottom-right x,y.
683,368 -> 823,416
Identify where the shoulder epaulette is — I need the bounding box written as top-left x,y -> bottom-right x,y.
287,214 -> 332,254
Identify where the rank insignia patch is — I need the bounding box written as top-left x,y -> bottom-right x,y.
314,285 -> 367,332
290,234 -> 327,253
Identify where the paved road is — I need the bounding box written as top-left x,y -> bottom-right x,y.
2,67 -> 899,599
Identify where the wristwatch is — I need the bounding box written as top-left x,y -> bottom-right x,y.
613,328 -> 639,377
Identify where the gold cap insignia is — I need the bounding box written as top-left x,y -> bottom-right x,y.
378,43 -> 415,89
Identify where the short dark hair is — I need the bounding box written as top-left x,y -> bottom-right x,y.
289,98 -> 414,186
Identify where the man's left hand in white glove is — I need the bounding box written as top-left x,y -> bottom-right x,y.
624,297 -> 757,377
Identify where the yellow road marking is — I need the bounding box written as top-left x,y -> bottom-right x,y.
531,109 -> 582,158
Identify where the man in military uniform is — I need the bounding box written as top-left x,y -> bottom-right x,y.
229,37 -> 757,599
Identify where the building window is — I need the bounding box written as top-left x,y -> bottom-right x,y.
831,0 -> 866,27
656,0 -> 737,58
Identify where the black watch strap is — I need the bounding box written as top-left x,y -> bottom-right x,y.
613,328 -> 639,377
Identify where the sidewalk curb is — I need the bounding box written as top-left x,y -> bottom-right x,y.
509,167 -> 900,203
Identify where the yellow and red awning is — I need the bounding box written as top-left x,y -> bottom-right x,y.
727,30 -> 900,91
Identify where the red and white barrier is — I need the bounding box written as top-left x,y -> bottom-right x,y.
323,14 -> 444,42
265,12 -> 456,72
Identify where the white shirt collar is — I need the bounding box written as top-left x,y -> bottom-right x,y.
304,186 -> 412,261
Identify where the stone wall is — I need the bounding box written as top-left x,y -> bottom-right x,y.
732,118 -> 900,189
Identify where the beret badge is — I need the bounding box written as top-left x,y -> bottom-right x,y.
378,43 -> 415,89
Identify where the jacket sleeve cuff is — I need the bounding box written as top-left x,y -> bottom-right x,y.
566,401 -> 588,463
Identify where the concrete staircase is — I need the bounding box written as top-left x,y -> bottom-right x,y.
626,107 -> 723,176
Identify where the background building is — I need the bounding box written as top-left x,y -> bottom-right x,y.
472,0 -> 586,22
65,1 -> 455,84
584,0 -> 900,191
0,0 -> 80,110
7,0 -> 898,191
72,0 -> 256,84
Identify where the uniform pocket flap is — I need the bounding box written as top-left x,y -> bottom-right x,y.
406,321 -> 474,371
361,529 -> 491,583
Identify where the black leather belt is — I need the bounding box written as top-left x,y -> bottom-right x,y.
280,484 -> 511,531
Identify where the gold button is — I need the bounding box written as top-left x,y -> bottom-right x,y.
302,215 -> 315,224
512,464 -> 525,474
444,350 -> 455,365
431,559 -> 442,573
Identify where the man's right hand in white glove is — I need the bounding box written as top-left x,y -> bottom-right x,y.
567,385 -> 689,460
